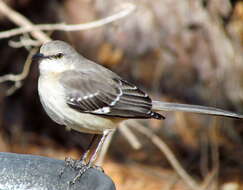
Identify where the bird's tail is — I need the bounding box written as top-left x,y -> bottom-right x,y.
152,101 -> 243,119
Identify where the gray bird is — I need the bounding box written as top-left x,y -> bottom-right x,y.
33,40 -> 243,181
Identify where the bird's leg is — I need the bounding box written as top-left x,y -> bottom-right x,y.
70,130 -> 113,184
89,130 -> 112,165
79,134 -> 99,164
59,157 -> 77,178
59,134 -> 98,178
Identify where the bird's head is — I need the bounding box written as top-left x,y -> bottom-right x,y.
33,40 -> 79,75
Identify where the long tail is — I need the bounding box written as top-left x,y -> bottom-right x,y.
152,101 -> 243,119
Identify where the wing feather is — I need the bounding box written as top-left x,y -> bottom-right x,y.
60,70 -> 164,119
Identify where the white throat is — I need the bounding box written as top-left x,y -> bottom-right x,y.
39,59 -> 69,75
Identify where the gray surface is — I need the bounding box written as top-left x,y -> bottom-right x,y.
0,152 -> 116,190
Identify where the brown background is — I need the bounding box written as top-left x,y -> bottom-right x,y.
0,0 -> 243,189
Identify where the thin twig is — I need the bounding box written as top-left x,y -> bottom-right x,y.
198,118 -> 220,190
5,81 -> 22,96
128,120 -> 200,190
0,50 -> 36,83
9,38 -> 41,48
200,130 -> 209,178
199,168 -> 218,190
209,118 -> 219,189
95,121 -> 142,165
0,48 -> 38,96
118,122 -> 142,150
0,3 -> 136,39
0,2 -> 135,96
0,0 -> 51,43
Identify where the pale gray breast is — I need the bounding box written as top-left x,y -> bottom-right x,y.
38,76 -> 66,126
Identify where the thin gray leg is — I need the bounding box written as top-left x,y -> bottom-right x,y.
80,134 -> 98,163
89,130 -> 113,165
70,130 -> 114,184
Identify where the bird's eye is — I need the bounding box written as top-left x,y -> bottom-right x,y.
54,53 -> 64,59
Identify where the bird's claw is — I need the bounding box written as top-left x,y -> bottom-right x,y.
59,157 -> 103,185
59,157 -> 77,178
69,163 -> 91,185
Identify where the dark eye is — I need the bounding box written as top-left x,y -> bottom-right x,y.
54,53 -> 64,59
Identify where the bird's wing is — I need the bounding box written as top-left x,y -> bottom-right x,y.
59,70 -> 164,119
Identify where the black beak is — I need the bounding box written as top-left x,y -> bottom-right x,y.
32,53 -> 45,61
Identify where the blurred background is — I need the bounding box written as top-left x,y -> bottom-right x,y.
0,0 -> 243,189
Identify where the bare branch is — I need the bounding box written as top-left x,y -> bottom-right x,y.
129,120 -> 200,190
118,122 -> 142,150
0,48 -> 38,96
5,80 -> 22,96
200,168 -> 218,190
0,3 -> 136,40
0,49 -> 36,83
0,2 -> 135,96
9,38 -> 41,48
0,1 -> 51,43
96,120 -> 142,165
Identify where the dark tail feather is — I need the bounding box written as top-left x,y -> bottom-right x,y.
149,111 -> 165,120
152,101 -> 243,119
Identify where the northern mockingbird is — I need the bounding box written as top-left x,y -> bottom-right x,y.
33,40 -> 243,181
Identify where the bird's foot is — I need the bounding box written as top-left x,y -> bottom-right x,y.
59,157 -> 103,185
68,161 -> 105,185
69,161 -> 91,185
59,157 -> 79,178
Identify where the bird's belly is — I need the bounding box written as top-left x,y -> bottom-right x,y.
38,77 -> 117,134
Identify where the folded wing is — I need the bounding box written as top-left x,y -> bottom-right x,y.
60,70 -> 164,119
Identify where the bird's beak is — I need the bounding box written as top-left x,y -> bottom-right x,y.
32,53 -> 45,61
